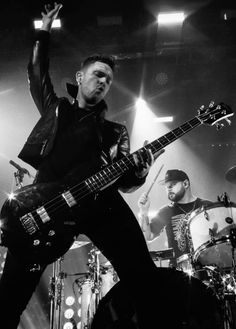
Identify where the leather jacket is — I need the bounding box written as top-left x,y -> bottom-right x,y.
18,30 -> 146,192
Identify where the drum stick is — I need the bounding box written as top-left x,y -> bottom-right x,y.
146,164 -> 164,197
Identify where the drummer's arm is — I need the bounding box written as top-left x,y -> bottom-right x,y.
137,211 -> 153,241
138,210 -> 165,242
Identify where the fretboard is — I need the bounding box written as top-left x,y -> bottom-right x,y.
81,116 -> 202,196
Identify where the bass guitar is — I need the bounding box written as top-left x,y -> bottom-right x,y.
0,102 -> 233,269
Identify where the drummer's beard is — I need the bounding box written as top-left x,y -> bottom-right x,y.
168,189 -> 185,203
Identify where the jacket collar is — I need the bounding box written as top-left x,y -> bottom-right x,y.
66,82 -> 108,119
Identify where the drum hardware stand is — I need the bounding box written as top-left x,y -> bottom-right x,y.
49,256 -> 66,329
218,192 -> 231,207
220,228 -> 236,329
75,246 -> 102,329
209,228 -> 216,245
230,228 -> 236,277
9,159 -> 33,188
203,207 -> 209,221
88,246 -> 102,309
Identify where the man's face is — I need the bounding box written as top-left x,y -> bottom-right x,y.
78,61 -> 113,105
165,180 -> 186,202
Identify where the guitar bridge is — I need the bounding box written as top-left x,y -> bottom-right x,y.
20,213 -> 39,235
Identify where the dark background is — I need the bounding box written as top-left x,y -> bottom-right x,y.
0,1 -> 236,328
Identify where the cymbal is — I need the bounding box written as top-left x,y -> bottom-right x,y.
225,166 -> 236,184
69,240 -> 91,250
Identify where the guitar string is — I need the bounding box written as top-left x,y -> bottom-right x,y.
31,114 -> 216,216
31,117 -> 203,216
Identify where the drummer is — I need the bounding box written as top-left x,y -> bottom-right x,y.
137,169 -> 213,267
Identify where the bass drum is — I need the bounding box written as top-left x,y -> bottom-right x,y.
188,202 -> 236,269
91,268 -> 223,329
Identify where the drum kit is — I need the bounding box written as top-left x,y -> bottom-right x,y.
144,165 -> 236,329
176,201 -> 236,312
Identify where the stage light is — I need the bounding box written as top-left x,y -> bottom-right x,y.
157,12 -> 185,25
0,248 -> 7,275
135,98 -> 149,112
63,322 -> 73,329
64,308 -> 74,319
7,192 -> 15,201
154,116 -> 173,123
221,10 -> 236,21
34,19 -> 61,29
185,269 -> 194,277
65,296 -> 75,306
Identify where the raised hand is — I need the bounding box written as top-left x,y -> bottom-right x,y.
41,2 -> 63,31
138,192 -> 150,213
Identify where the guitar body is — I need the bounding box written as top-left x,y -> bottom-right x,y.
0,182 -> 82,268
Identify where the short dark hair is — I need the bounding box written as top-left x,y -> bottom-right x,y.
80,54 -> 116,72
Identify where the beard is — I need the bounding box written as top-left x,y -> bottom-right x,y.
168,188 -> 185,202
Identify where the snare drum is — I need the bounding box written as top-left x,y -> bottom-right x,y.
188,202 -> 236,269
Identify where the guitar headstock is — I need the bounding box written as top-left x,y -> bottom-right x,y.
198,101 -> 234,129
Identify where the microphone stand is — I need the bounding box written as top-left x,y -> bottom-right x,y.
9,160 -> 33,188
14,170 -> 24,188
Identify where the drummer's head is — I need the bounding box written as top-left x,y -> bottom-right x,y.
161,169 -> 190,202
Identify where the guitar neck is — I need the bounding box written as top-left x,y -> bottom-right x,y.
83,116 -> 202,194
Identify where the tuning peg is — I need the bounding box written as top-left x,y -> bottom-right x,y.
197,105 -> 205,115
225,117 -> 232,126
215,122 -> 224,130
209,101 -> 215,108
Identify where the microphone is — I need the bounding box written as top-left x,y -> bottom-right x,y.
9,160 -> 30,176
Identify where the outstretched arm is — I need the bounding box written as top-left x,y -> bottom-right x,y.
138,193 -> 167,241
28,3 -> 63,115
41,2 -> 63,32
137,192 -> 153,240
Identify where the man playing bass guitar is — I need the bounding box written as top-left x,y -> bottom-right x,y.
0,3 -> 166,329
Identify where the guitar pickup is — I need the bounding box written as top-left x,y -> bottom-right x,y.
20,213 -> 39,235
62,191 -> 77,207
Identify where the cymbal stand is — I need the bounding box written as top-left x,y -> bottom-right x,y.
222,229 -> 236,329
88,246 -> 102,310
13,170 -> 24,188
230,228 -> 236,278
49,257 -> 66,329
